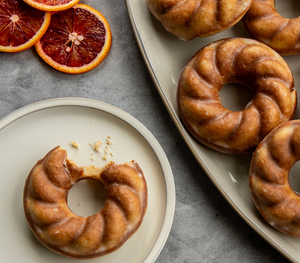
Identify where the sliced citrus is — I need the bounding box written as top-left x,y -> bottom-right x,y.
23,0 -> 80,12
35,4 -> 112,74
0,0 -> 51,53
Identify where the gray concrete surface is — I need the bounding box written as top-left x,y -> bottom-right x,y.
0,0 -> 290,262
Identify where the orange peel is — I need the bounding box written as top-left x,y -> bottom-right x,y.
23,0 -> 80,12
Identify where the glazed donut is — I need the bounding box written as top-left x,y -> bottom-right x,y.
23,146 -> 148,259
249,120 -> 300,237
147,0 -> 253,41
242,0 -> 300,55
177,38 -> 297,154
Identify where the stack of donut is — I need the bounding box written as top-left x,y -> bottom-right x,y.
147,0 -> 300,237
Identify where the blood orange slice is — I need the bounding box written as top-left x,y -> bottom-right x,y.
0,0 -> 51,53
23,0 -> 80,12
35,4 -> 112,74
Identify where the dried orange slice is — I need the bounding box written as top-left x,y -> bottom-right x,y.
23,0 -> 80,12
35,4 -> 112,74
0,0 -> 51,53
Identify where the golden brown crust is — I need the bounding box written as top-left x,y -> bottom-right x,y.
147,0 -> 253,40
23,146 -> 148,259
242,0 -> 300,55
249,120 -> 300,237
177,38 -> 297,154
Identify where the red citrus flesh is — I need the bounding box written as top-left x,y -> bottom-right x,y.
30,0 -> 73,5
0,0 -> 50,52
36,4 -> 111,72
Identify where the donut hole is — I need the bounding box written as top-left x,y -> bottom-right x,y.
67,179 -> 106,217
289,161 -> 300,195
220,83 -> 253,112
275,0 -> 300,19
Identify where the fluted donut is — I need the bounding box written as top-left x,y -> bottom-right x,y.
249,120 -> 300,237
147,0 -> 253,41
177,38 -> 297,154
23,146 -> 148,259
242,0 -> 300,55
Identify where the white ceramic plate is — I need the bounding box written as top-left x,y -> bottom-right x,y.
126,1 -> 300,262
0,98 -> 175,263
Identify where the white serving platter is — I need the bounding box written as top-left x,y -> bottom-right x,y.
0,98 -> 175,263
125,0 -> 300,262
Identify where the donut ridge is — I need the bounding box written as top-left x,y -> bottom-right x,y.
23,146 -> 148,259
249,120 -> 300,237
177,38 -> 297,153
147,0 -> 253,41
242,0 -> 300,55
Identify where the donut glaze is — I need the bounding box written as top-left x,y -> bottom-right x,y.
177,38 -> 297,154
23,146 -> 148,259
249,120 -> 300,237
147,0 -> 253,41
242,0 -> 300,55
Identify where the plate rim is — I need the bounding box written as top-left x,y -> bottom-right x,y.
0,97 -> 176,263
124,0 -> 297,262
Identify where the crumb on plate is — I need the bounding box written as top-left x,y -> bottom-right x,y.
70,141 -> 79,148
93,141 -> 102,152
